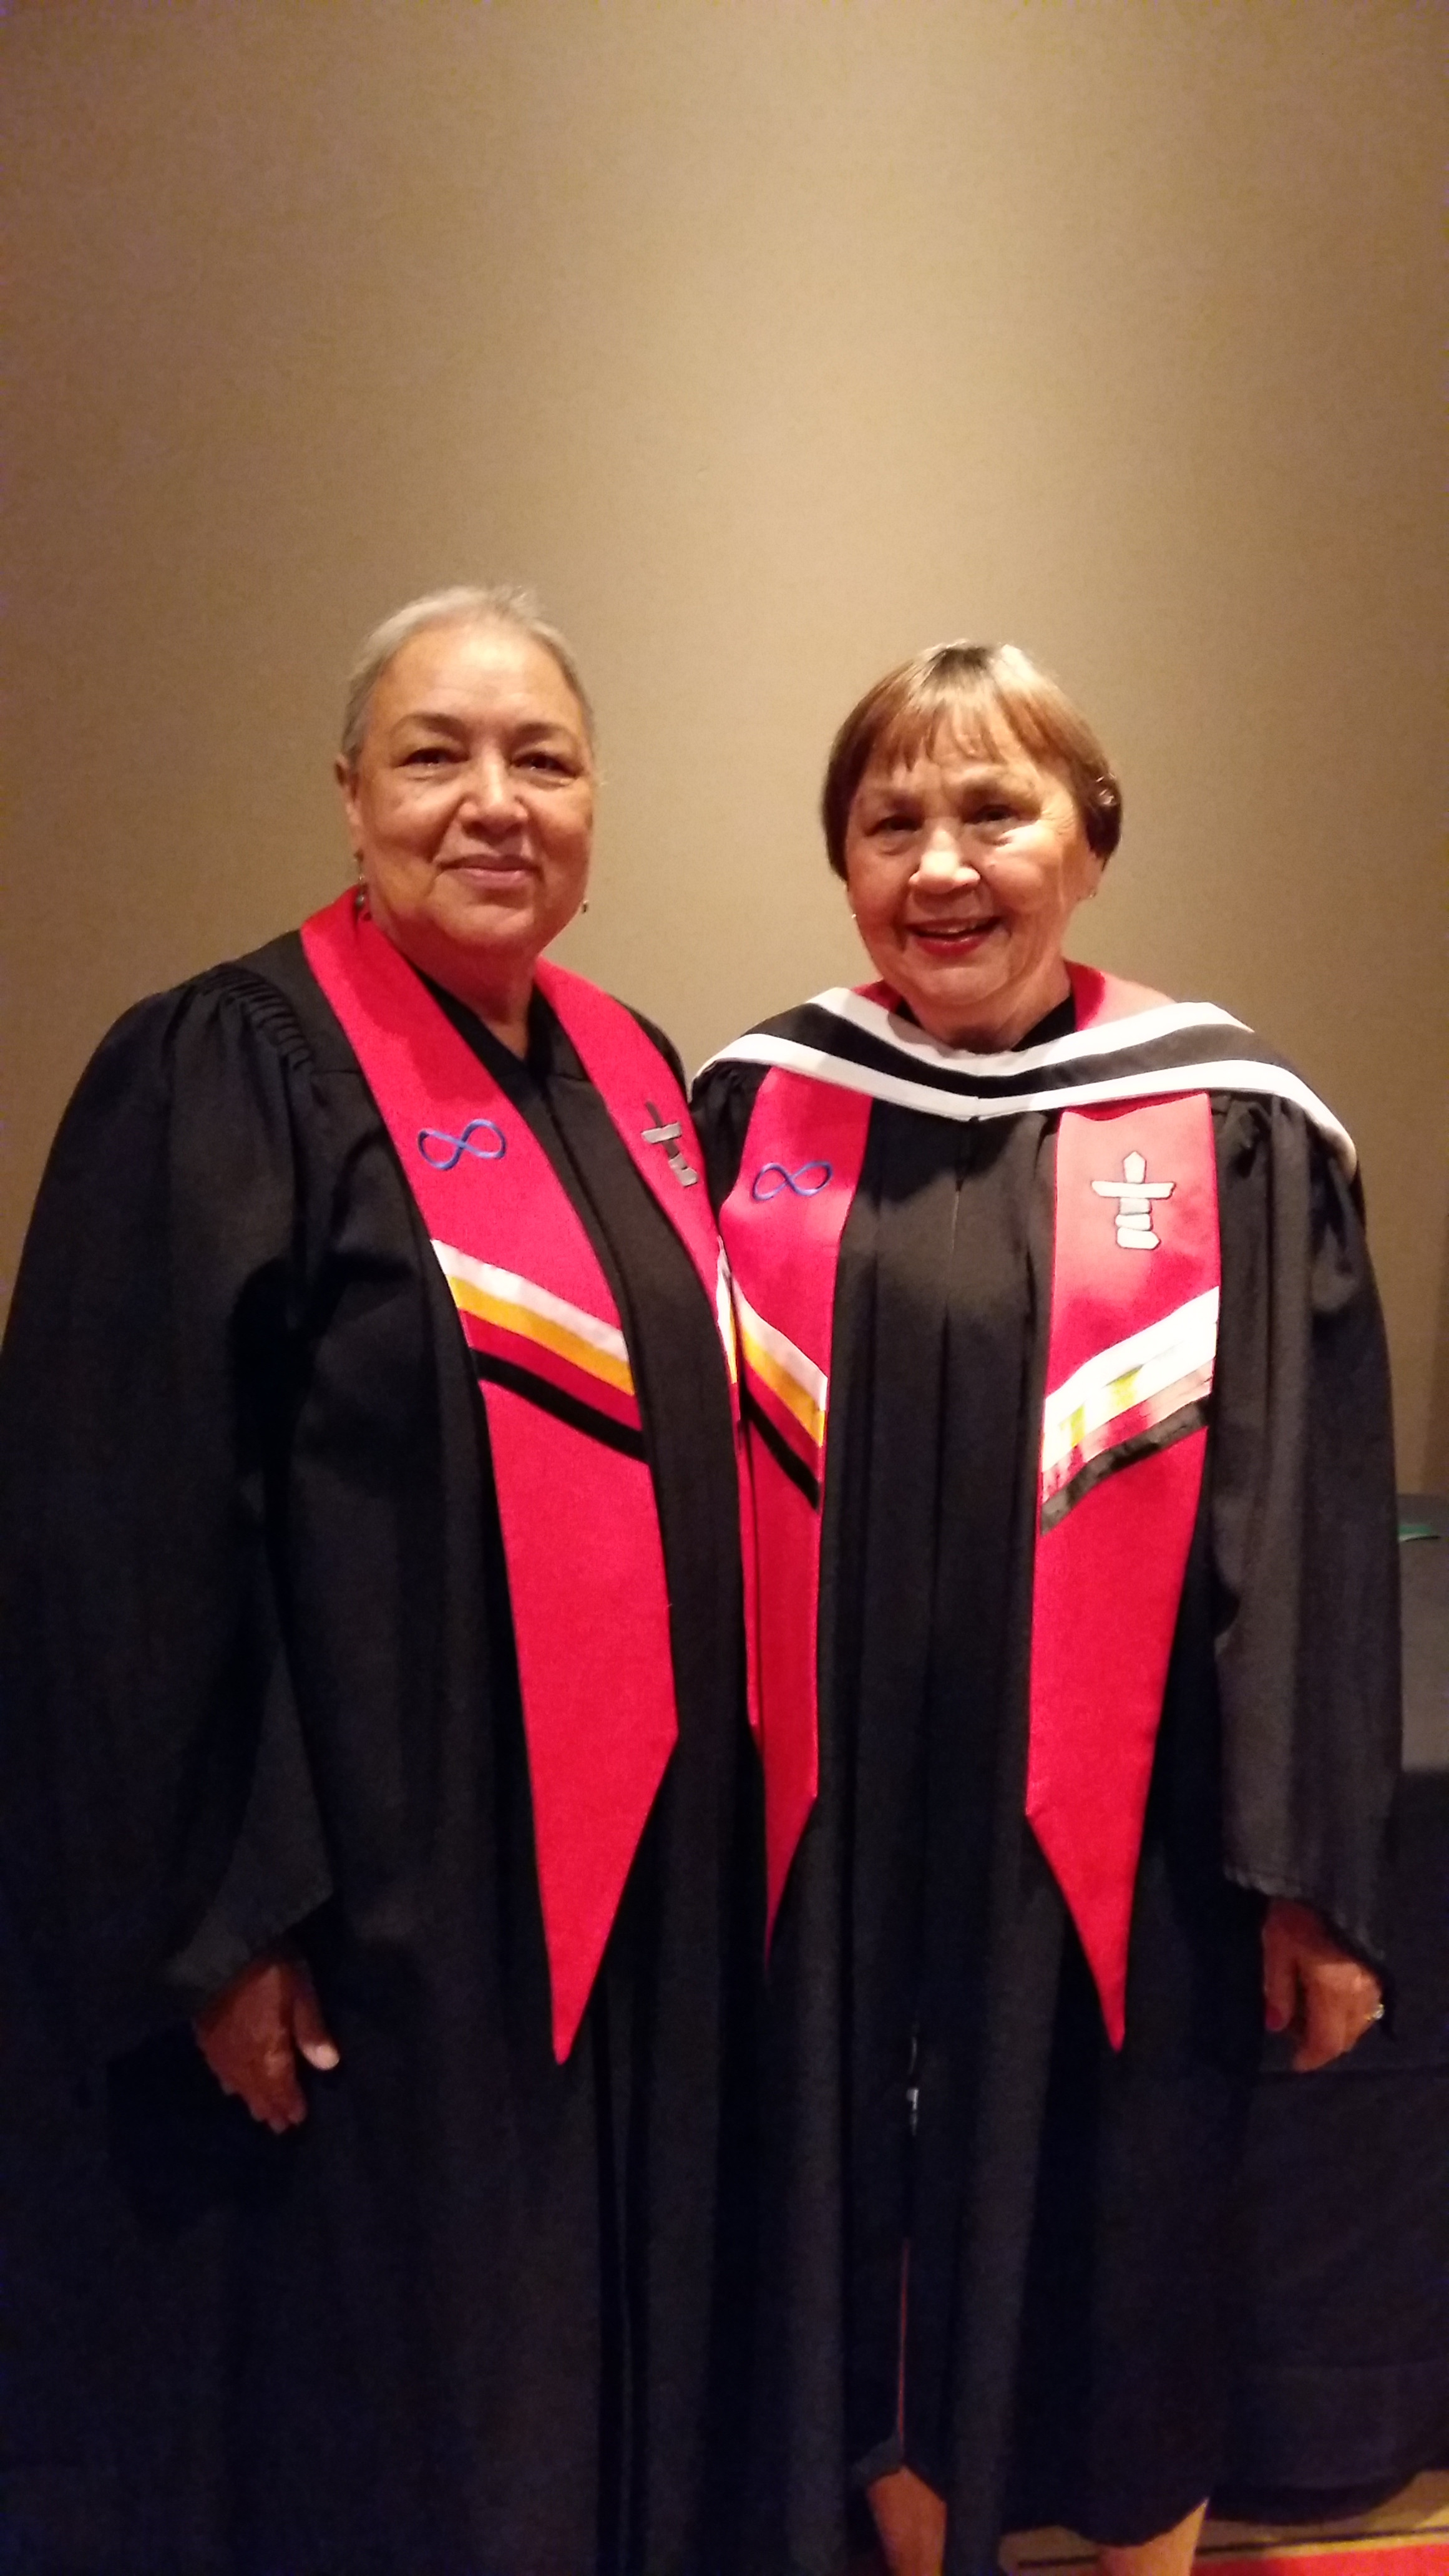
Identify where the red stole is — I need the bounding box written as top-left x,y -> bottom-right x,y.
302,892 -> 733,2061
1029,1096 -> 1218,2042
720,972 -> 1220,2042
721,1079 -> 873,1928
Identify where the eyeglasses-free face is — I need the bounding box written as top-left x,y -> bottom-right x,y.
843,729 -> 1103,1051
339,620 -> 595,1025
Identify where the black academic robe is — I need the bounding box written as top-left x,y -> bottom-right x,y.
0,934 -> 753,2576
693,996 -> 1399,2576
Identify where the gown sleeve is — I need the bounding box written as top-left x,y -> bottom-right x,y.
690,1060 -> 766,1213
0,975 -> 334,2067
1210,1096 -> 1400,1965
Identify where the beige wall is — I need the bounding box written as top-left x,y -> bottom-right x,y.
5,0 -> 1445,1478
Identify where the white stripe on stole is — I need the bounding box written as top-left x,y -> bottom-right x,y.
1040,1288 -> 1220,1483
733,1285 -> 828,1449
715,1245 -> 739,1383
431,1241 -> 630,1366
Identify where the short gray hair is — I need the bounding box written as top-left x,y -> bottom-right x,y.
339,584 -> 595,768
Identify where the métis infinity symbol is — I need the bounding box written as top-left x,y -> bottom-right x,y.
751,1159 -> 833,1201
417,1118 -> 507,1172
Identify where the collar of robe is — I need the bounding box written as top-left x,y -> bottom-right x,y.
711,967 -> 1354,2046
699,966 -> 1355,1174
302,892 -> 736,2061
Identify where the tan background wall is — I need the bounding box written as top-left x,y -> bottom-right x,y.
4,0 -> 1445,1480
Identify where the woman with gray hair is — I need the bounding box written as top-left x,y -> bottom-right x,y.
693,642 -> 1398,2576
0,587 -> 753,2574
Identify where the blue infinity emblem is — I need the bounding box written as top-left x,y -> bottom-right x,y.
417,1118 -> 507,1171
751,1159 -> 832,1201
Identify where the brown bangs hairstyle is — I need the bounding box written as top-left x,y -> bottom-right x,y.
820,642 -> 1123,878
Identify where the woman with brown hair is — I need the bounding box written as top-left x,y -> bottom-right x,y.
693,643 -> 1397,2576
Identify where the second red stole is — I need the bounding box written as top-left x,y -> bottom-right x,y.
1028,1098 -> 1219,2042
302,892 -> 733,2061
721,979 -> 1219,2043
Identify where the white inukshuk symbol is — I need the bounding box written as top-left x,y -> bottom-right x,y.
1091,1151 -> 1174,1250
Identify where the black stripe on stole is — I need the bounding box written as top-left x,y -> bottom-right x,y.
743,1385 -> 822,1511
1040,1395 -> 1211,1535
473,1352 -> 648,1462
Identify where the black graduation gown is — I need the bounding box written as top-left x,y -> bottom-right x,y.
0,933 -> 753,2576
693,997 -> 1399,2575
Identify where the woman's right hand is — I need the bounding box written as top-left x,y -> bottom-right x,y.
194,1951 -> 339,2132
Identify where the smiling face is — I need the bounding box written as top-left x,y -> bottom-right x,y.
337,618 -> 595,1035
842,721 -> 1104,1051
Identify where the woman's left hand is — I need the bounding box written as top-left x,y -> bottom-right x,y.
1262,1898 -> 1383,2071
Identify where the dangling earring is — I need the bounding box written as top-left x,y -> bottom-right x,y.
580,899 -> 590,915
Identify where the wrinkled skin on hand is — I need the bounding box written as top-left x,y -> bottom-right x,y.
1262,1898 -> 1383,2072
193,1951 -> 339,2132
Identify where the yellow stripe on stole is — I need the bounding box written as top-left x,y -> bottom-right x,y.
432,1242 -> 635,1398
1040,1288 -> 1219,1481
733,1286 -> 827,1454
